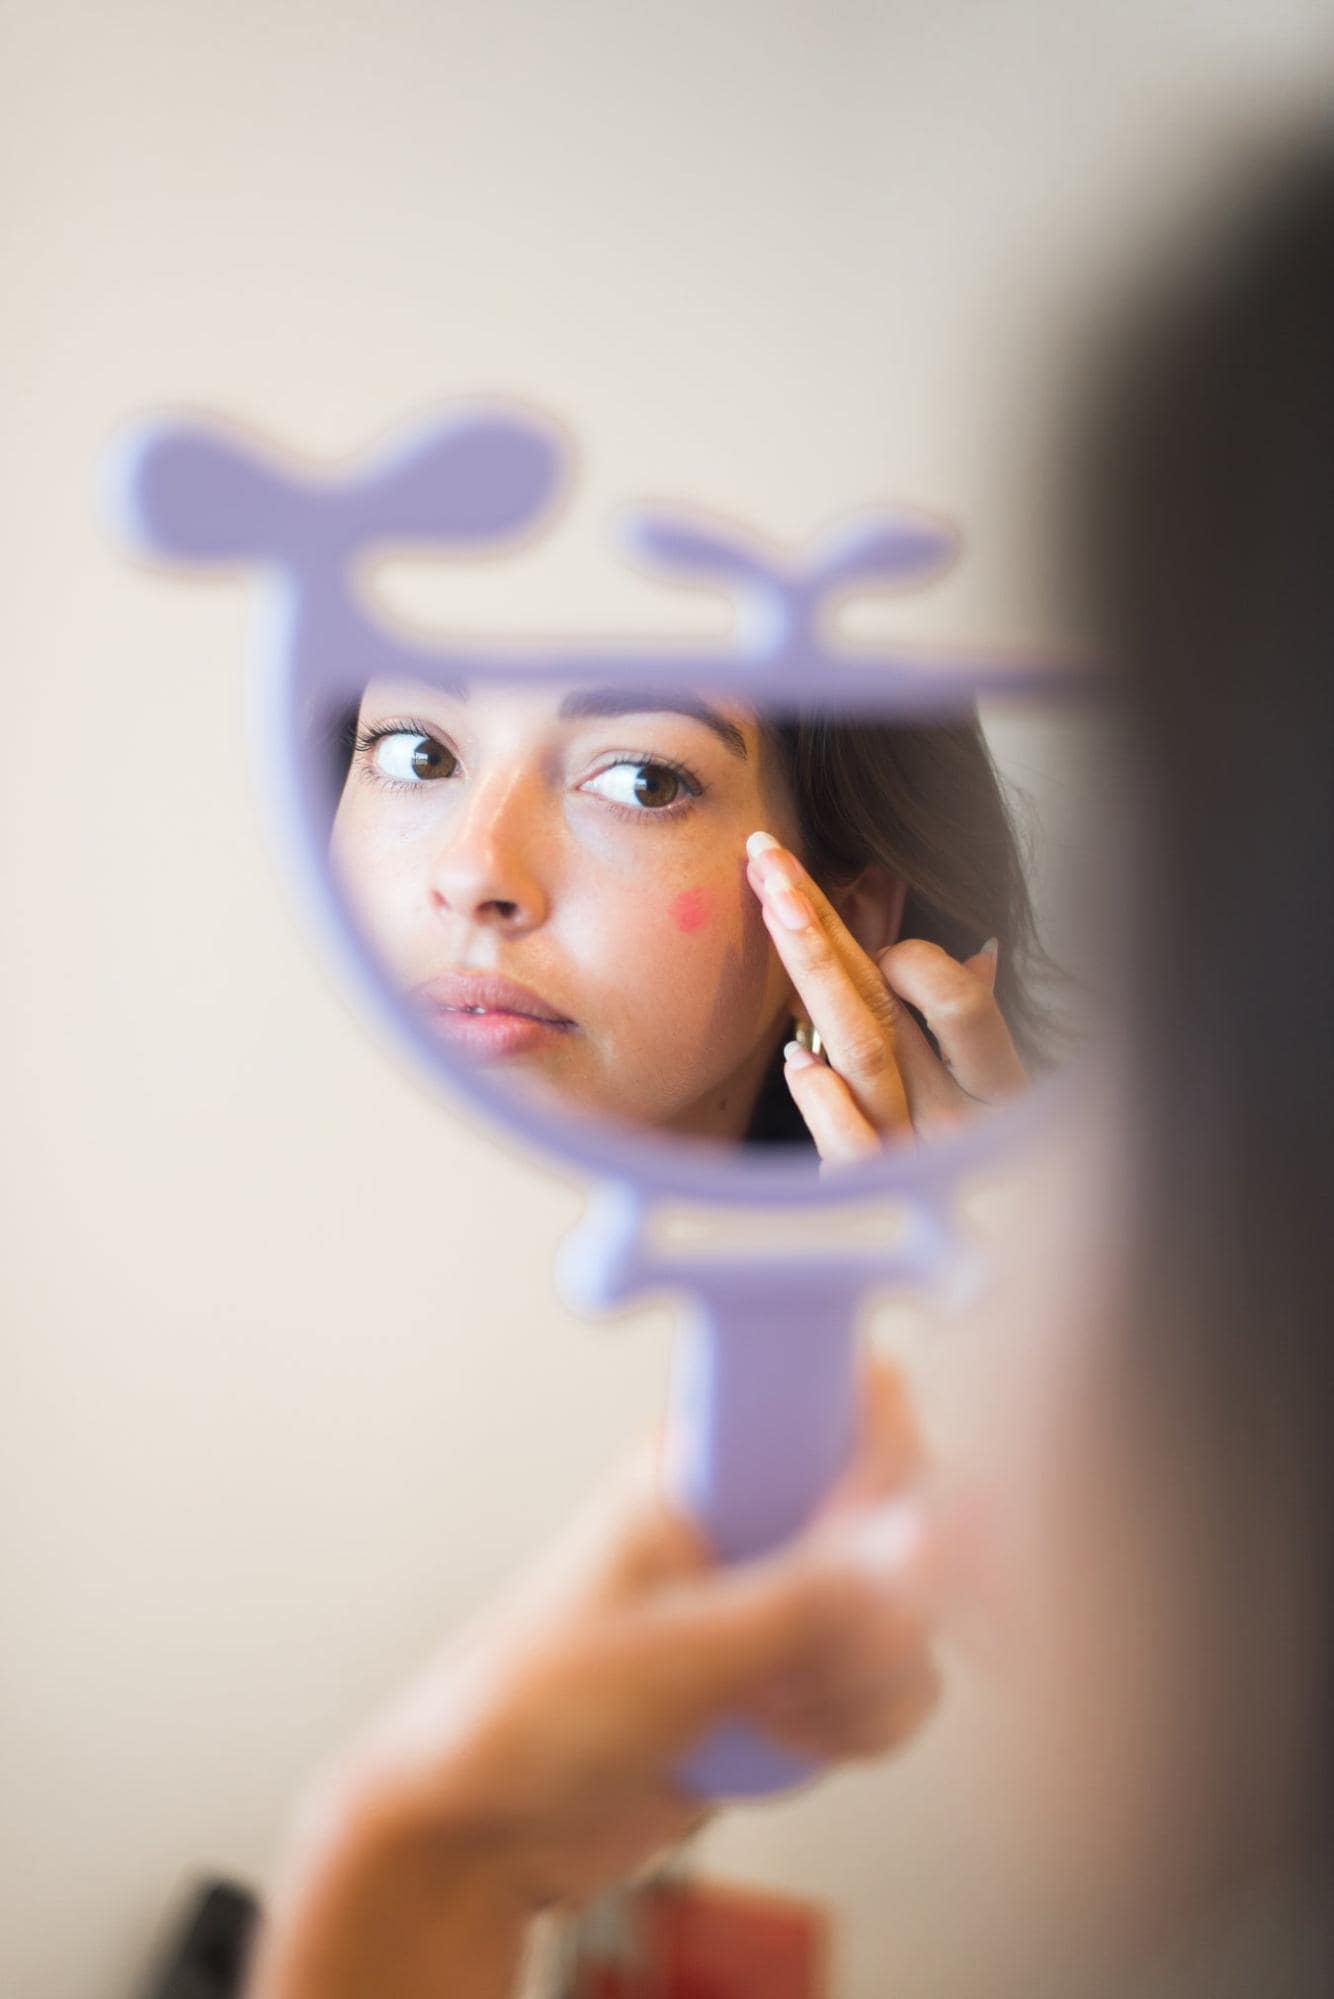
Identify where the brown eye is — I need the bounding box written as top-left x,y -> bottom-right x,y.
410,736 -> 453,780
370,731 -> 458,784
632,762 -> 682,807
583,760 -> 690,811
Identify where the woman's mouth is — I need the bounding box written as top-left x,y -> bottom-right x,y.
410,973 -> 576,1061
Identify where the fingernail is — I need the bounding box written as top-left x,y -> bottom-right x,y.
746,830 -> 781,861
784,1039 -> 818,1070
768,886 -> 810,931
835,1500 -> 927,1580
979,937 -> 999,961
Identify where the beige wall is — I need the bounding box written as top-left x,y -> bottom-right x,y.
1,5 -> 1326,1994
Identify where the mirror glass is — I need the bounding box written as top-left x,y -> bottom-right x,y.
311,669 -> 1108,1174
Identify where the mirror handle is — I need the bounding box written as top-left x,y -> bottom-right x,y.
669,1273 -> 862,1798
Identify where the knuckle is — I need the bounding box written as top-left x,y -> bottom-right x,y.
839,1027 -> 897,1079
854,1684 -> 942,1759
807,1565 -> 883,1646
796,929 -> 838,976
852,1663 -> 942,1754
802,1676 -> 939,1763
831,1710 -> 907,1761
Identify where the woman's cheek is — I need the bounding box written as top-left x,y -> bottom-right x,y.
664,872 -> 784,1029
331,805 -> 429,964
330,823 -> 403,961
380,852 -> 440,979
572,868 -> 768,1019
667,885 -> 711,934
581,876 -> 715,985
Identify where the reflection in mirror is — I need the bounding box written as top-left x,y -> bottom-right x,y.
323,674 -> 1100,1167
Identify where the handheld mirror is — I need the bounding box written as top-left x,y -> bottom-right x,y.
108,404 -> 1098,1797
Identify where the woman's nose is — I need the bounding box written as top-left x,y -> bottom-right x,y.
429,773 -> 551,933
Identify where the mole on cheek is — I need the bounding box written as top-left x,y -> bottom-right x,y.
669,886 -> 712,935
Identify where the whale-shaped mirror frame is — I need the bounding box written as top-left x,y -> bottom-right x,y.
107,401 -> 1090,1795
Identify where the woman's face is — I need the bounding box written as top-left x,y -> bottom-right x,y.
329,679 -> 805,1139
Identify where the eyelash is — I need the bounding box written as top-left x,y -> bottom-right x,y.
353,716 -> 451,795
352,719 -> 707,819
586,748 -> 705,823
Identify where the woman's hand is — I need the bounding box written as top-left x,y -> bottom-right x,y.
249,1360 -> 938,1999
746,831 -> 1028,1167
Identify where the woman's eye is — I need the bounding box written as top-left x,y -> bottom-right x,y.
583,760 -> 689,810
370,732 -> 457,784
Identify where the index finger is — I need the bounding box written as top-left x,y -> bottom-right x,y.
747,832 -> 912,1136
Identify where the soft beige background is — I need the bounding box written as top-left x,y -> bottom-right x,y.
2,5 -> 1327,1996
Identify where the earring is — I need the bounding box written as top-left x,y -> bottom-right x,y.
792,1017 -> 824,1061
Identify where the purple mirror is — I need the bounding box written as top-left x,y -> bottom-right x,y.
106,402 -> 1102,1796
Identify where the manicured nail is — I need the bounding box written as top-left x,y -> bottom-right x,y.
979,937 -> 999,960
746,830 -> 781,861
784,1039 -> 818,1070
769,884 -> 812,931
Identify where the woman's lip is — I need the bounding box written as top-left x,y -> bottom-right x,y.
409,973 -> 576,1061
410,973 -> 575,1026
424,1008 -> 572,1060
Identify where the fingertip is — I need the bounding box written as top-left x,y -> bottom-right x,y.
967,937 -> 1000,993
874,938 -> 920,988
746,829 -> 781,861
878,935 -> 945,981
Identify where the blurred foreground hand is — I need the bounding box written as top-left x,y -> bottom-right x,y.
248,1357 -> 939,1999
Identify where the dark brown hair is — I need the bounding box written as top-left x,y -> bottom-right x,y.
771,711 -> 1053,1071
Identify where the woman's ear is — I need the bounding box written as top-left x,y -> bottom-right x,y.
831,865 -> 907,956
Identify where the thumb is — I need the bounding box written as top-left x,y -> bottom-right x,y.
604,1497 -> 932,1755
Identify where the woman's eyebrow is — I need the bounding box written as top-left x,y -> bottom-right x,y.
555,688 -> 749,760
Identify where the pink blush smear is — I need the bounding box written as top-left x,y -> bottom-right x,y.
669,887 -> 712,935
